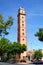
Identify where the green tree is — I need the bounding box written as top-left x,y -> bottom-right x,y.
34,50 -> 42,60
35,28 -> 43,42
0,14 -> 14,37
0,14 -> 14,60
13,42 -> 27,59
6,42 -> 13,59
0,37 -> 13,60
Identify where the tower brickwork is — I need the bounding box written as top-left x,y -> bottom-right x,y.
17,8 -> 27,59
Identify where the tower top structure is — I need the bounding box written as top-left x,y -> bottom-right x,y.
18,7 -> 26,15
19,7 -> 25,10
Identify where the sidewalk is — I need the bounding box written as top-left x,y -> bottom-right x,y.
18,62 -> 27,64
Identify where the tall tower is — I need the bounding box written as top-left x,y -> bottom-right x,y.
17,7 -> 27,59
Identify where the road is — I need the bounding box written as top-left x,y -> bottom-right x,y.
0,62 -> 42,65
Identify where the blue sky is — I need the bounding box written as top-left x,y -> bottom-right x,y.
0,0 -> 43,50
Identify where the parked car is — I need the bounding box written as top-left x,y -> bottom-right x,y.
0,60 -> 3,62
33,60 -> 43,64
7,59 -> 16,64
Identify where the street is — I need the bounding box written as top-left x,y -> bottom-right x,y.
0,62 -> 42,65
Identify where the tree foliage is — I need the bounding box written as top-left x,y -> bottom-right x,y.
13,42 -> 27,58
0,38 -> 27,60
35,28 -> 43,42
34,50 -> 42,60
0,14 -> 14,37
0,37 -> 13,60
13,42 -> 26,54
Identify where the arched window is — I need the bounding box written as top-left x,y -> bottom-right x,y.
22,29 -> 24,31
22,24 -> 24,26
22,38 -> 24,41
22,21 -> 24,23
22,33 -> 24,35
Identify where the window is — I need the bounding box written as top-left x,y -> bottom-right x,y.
22,24 -> 24,26
22,21 -> 24,23
22,16 -> 24,18
22,11 -> 23,13
22,29 -> 24,31
22,38 -> 24,41
22,33 -> 24,35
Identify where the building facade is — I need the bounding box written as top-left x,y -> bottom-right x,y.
28,50 -> 43,61
17,7 -> 27,59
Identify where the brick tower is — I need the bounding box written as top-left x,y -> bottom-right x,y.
17,7 -> 27,59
